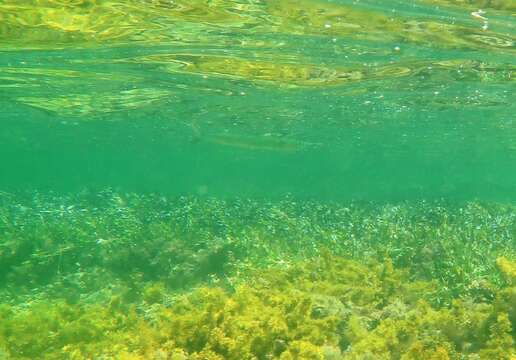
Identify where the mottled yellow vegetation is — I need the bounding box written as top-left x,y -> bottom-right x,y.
0,255 -> 514,359
497,257 -> 516,285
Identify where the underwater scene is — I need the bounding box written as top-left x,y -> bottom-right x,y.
0,0 -> 515,359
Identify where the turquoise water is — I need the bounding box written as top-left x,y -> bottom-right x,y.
1,0 -> 514,200
0,1 -> 515,359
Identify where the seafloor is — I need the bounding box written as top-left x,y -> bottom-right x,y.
0,191 -> 514,359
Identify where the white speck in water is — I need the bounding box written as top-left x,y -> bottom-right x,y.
471,9 -> 487,21
471,9 -> 489,30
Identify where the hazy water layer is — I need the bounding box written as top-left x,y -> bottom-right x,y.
1,0 -> 515,200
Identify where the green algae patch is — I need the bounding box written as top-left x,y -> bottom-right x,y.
0,193 -> 514,305
0,193 -> 514,358
0,256 -> 514,359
